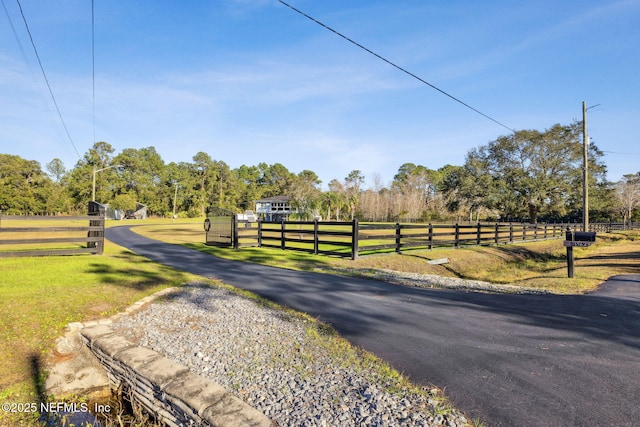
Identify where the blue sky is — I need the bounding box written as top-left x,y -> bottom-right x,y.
1,0 -> 639,188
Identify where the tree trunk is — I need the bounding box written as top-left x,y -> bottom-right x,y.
528,204 -> 538,224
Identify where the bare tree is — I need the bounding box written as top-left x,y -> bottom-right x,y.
616,174 -> 640,224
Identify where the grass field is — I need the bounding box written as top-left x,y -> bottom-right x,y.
132,219 -> 640,294
2,217 -> 638,425
0,230 -> 201,426
1,217 -> 466,425
0,217 -> 97,255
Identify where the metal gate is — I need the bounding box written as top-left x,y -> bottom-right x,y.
204,207 -> 235,246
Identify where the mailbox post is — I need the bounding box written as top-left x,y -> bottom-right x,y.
564,228 -> 596,278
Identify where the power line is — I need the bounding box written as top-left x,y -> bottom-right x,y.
603,151 -> 640,156
2,0 -> 28,63
278,0 -> 515,134
15,0 -> 82,159
3,0 -> 69,156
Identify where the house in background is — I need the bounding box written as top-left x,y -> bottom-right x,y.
255,196 -> 296,221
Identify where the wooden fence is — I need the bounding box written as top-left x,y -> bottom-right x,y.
229,219 -> 640,260
589,222 -> 639,233
236,220 -> 357,258
0,213 -> 105,258
356,221 -> 568,254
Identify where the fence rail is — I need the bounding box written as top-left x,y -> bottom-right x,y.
227,219 -> 640,260
0,213 -> 105,257
356,222 -> 567,255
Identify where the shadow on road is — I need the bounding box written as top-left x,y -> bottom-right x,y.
105,226 -> 640,427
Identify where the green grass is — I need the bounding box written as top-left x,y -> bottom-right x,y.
0,218 -> 466,425
0,239 -> 200,426
0,217 -> 96,254
4,217 -> 636,425
131,220 -> 640,294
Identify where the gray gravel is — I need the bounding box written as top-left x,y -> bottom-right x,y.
363,269 -> 551,294
111,283 -> 469,427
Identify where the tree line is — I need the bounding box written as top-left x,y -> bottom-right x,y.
2,122 -> 639,223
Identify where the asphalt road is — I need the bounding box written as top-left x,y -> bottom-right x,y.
106,226 -> 640,426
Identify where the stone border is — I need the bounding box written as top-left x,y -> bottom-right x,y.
45,286 -> 272,427
81,324 -> 271,427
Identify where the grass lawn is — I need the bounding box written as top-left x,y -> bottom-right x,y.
0,237 -> 201,426
2,217 -> 637,425
131,219 -> 640,294
0,217 -> 464,425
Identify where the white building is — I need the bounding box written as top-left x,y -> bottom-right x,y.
255,196 -> 296,221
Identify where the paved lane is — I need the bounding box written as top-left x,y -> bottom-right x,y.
106,226 -> 640,426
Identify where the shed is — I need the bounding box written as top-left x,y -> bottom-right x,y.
124,203 -> 147,220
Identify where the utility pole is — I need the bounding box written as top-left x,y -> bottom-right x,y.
582,101 -> 589,232
581,102 -> 600,232
92,164 -> 122,202
172,183 -> 180,220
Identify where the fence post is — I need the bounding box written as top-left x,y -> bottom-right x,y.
87,203 -> 104,252
476,223 -> 481,245
522,223 -> 526,241
281,219 -> 286,250
566,226 -> 575,278
232,214 -> 239,250
257,220 -> 263,247
395,222 -> 401,253
495,223 -> 499,244
351,219 -> 359,260
97,216 -> 105,255
314,219 -> 319,255
428,223 -> 433,250
455,223 -> 460,248
509,223 -> 514,243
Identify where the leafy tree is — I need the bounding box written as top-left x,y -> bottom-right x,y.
110,193 -> 138,216
290,170 -> 322,219
42,157 -> 73,213
192,152 -> 218,216
345,170 -> 365,220
46,158 -> 66,183
391,163 -> 438,220
326,179 -> 347,220
258,163 -> 295,197
66,141 -> 118,208
113,147 -> 166,215
215,160 -> 242,211
458,123 -> 607,223
236,165 -> 265,211
0,154 -> 52,214
166,161 -> 200,217
425,164 -> 458,221
586,180 -> 618,222
442,160 -> 495,221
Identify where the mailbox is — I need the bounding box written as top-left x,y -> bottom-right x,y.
573,231 -> 596,242
564,230 -> 596,247
564,229 -> 596,278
